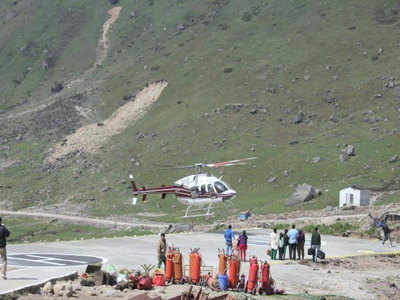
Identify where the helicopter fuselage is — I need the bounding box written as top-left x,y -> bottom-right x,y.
175,173 -> 236,206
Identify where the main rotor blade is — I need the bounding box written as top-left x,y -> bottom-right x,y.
205,157 -> 258,168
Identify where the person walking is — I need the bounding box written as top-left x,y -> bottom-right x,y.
283,229 -> 289,260
224,225 -> 235,256
0,218 -> 10,279
297,229 -> 305,260
238,230 -> 248,261
270,228 -> 278,260
278,232 -> 285,260
287,225 -> 299,260
311,227 -> 321,263
157,233 -> 167,269
381,222 -> 393,247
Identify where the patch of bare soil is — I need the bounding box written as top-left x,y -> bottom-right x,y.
298,255 -> 400,299
47,81 -> 168,163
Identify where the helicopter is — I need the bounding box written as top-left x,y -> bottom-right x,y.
129,157 -> 257,218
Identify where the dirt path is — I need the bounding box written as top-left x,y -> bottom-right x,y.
0,210 -> 167,229
4,7 -> 123,120
47,80 -> 168,162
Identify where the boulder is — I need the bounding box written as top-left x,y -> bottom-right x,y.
42,281 -> 53,295
344,145 -> 355,156
293,111 -> 304,124
339,152 -> 349,162
286,184 -> 319,206
389,155 -> 399,163
312,157 -> 321,163
53,283 -> 66,296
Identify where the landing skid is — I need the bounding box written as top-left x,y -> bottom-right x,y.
182,203 -> 215,218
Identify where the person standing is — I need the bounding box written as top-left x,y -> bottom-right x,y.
287,224 -> 298,260
157,233 -> 167,269
278,232 -> 285,260
224,225 -> 235,256
270,228 -> 278,260
0,218 -> 10,279
382,222 -> 393,247
297,229 -> 305,260
238,230 -> 248,261
283,229 -> 289,259
311,227 -> 321,263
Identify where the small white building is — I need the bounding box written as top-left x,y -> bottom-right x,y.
339,186 -> 370,207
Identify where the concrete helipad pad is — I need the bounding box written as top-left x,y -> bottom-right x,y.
8,253 -> 103,267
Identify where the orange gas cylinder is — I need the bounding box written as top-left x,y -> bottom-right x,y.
173,250 -> 183,282
218,252 -> 227,275
228,256 -> 241,288
247,256 -> 258,294
259,262 -> 273,295
189,250 -> 202,284
165,249 -> 174,282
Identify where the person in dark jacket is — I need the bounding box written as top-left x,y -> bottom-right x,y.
283,229 -> 289,260
311,227 -> 321,263
278,232 -> 285,260
0,217 -> 10,279
297,229 -> 305,260
238,230 -> 248,261
381,222 -> 393,247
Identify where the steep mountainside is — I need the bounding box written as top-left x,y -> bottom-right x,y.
1,0 -> 399,222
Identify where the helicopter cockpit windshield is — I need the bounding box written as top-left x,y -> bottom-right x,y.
214,181 -> 228,193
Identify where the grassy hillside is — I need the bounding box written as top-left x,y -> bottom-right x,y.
1,0 -> 400,223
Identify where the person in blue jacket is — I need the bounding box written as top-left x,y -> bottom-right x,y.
224,225 -> 235,255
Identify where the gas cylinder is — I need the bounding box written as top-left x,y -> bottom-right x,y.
228,256 -> 240,288
247,256 -> 258,294
165,249 -> 174,282
218,252 -> 227,275
259,262 -> 273,295
189,250 -> 202,284
173,250 -> 183,282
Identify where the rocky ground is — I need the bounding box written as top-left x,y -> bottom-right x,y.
14,254 -> 400,300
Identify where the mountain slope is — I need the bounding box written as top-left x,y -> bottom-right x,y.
1,0 -> 399,222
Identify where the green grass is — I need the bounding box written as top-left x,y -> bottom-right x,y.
3,216 -> 151,244
1,0 -> 400,223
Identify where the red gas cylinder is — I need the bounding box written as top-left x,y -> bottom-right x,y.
218,252 -> 227,275
153,273 -> 166,286
228,256 -> 240,288
247,256 -> 258,294
259,262 -> 272,295
166,249 -> 174,282
189,250 -> 202,284
173,250 -> 183,282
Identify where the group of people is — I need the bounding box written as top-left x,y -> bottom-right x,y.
223,224 -> 323,263
269,225 -> 318,261
271,225 -> 322,263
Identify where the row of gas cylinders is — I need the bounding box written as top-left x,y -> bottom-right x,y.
218,251 -> 274,294
164,248 -> 276,295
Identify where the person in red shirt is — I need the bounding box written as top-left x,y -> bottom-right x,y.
238,231 -> 248,261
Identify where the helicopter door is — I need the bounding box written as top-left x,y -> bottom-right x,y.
208,184 -> 216,197
200,184 -> 206,194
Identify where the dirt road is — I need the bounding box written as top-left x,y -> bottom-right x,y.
0,210 -> 167,229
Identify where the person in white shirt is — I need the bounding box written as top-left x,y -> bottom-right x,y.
270,228 -> 279,260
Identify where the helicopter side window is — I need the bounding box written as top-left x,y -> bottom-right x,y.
207,184 -> 215,194
214,181 -> 228,193
200,185 -> 206,194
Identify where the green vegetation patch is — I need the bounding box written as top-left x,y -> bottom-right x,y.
3,216 -> 151,244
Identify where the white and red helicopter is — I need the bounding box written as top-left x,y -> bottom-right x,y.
129,157 -> 257,218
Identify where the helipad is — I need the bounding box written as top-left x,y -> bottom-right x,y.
7,253 -> 103,267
